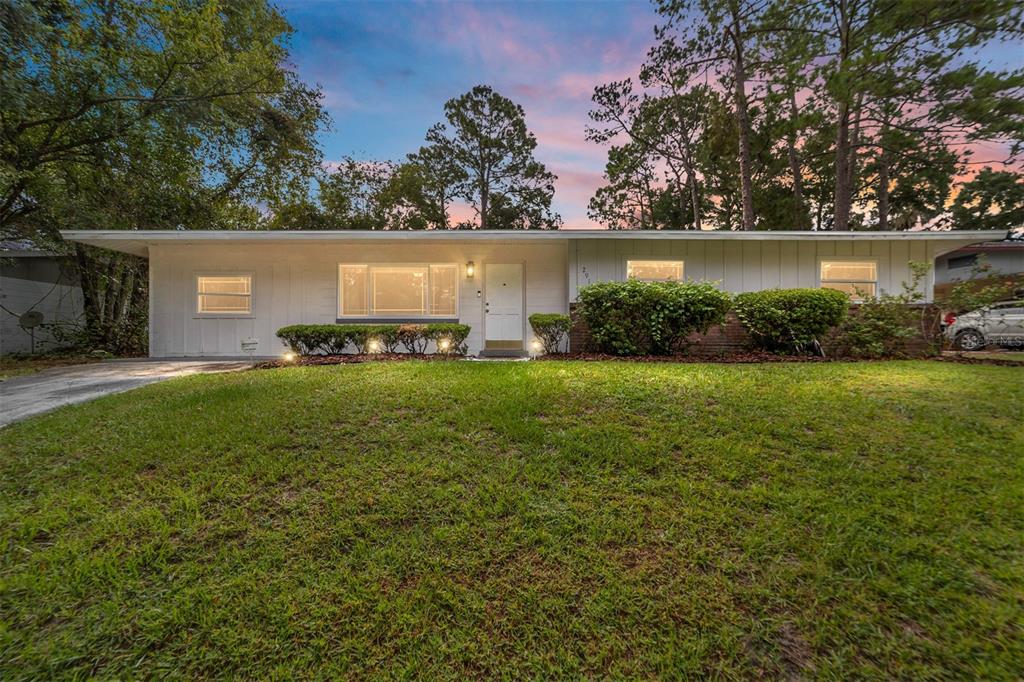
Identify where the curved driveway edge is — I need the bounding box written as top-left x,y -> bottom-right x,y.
0,360 -> 251,427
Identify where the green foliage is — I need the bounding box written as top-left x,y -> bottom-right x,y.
733,288 -> 849,355
423,323 -> 471,355
576,279 -> 731,355
276,323 -> 470,356
528,313 -> 572,353
950,168 -> 1024,231
833,261 -> 931,358
422,85 -> 561,230
1,0 -> 326,352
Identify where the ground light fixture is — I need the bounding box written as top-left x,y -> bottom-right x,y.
438,338 -> 451,352
531,340 -> 542,353
466,261 -> 475,278
368,339 -> 381,353
283,351 -> 297,363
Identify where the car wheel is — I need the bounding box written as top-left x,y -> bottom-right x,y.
955,330 -> 985,351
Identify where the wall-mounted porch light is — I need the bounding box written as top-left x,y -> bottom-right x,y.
466,261 -> 475,278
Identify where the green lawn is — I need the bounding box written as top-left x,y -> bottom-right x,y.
1,361 -> 1022,678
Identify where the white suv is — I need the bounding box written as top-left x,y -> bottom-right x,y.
943,300 -> 1024,351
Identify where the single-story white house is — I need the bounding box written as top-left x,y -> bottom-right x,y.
61,229 -> 1004,358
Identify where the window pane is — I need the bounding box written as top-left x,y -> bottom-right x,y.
820,261 -> 876,282
627,260 -> 684,281
199,294 -> 251,313
822,281 -> 875,300
430,265 -> 458,316
197,276 -> 251,313
372,267 -> 427,315
198,276 -> 250,296
341,265 -> 368,316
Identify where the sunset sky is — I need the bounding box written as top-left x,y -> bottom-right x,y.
278,0 -> 1022,228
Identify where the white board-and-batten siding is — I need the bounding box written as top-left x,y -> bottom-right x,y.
149,241 -> 568,357
567,238 -> 937,301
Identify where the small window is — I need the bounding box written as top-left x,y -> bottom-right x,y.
947,254 -> 978,270
627,260 -> 684,282
339,264 -> 458,317
820,260 -> 877,301
197,275 -> 251,314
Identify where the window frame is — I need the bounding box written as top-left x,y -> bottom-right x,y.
817,257 -> 879,302
337,263 -> 460,319
194,272 -> 254,317
625,258 -> 685,282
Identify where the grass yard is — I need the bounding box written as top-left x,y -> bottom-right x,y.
1,361 -> 1022,678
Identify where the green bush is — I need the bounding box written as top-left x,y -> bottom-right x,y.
276,325 -> 351,355
397,324 -> 429,353
424,323 -> 471,355
833,262 -> 932,358
733,288 -> 849,355
276,323 -> 470,356
528,313 -> 571,353
576,280 -> 732,355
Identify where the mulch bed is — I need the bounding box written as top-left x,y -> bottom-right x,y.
255,352 -> 1024,369
536,352 -> 839,363
934,354 -> 1024,368
255,353 -> 461,369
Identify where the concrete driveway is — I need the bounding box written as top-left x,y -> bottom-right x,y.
0,360 -> 251,427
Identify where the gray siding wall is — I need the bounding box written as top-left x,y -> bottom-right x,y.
568,237 -> 940,301
149,241 -> 568,357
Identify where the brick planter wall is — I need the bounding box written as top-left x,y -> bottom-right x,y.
569,303 -> 940,357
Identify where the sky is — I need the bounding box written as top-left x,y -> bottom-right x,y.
276,0 -> 1022,229
278,0 -> 660,227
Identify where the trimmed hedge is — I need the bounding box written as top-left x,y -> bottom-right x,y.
733,288 -> 849,355
576,280 -> 732,355
276,323 -> 471,356
528,313 -> 571,354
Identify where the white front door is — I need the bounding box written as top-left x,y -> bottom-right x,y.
485,263 -> 524,347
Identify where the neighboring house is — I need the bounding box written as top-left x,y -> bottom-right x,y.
1,242 -> 84,354
61,229 -> 1001,358
934,240 -> 1024,297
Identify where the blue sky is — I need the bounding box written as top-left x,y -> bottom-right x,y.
278,0 -> 660,226
276,1 -> 1023,227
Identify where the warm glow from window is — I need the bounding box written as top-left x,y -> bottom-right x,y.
820,260 -> 877,301
339,264 -> 458,317
627,260 -> 684,281
197,275 -> 251,314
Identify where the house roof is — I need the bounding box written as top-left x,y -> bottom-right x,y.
60,229 -> 1007,258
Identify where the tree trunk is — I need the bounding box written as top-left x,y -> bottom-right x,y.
877,137 -> 891,230
832,0 -> 853,231
786,90 -> 805,217
728,4 -> 756,231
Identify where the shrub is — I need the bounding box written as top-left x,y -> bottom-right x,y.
733,288 -> 848,355
276,324 -> 351,355
576,280 -> 732,355
528,313 -> 571,353
276,323 -> 471,356
833,302 -> 919,358
424,323 -> 471,355
398,324 -> 429,353
833,261 -> 933,358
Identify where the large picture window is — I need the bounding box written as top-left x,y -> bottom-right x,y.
197,275 -> 252,314
339,264 -> 458,317
627,259 -> 684,282
820,260 -> 877,301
